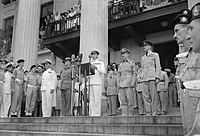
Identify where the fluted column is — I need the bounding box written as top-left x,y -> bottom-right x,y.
188,0 -> 200,9
80,0 -> 108,65
13,0 -> 41,69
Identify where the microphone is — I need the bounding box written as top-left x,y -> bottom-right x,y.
71,54 -> 76,62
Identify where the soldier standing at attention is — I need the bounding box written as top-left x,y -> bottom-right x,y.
24,65 -> 39,117
60,57 -> 73,116
157,70 -> 168,115
118,48 -> 136,116
171,9 -> 192,134
10,59 -> 25,117
141,40 -> 161,115
0,60 -> 5,117
105,66 -> 118,116
135,62 -> 145,115
41,59 -> 57,117
181,3 -> 200,135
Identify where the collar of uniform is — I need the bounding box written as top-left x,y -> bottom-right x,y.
146,50 -> 153,56
122,58 -> 131,63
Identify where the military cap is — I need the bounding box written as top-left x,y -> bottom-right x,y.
143,40 -> 153,46
91,49 -> 100,55
164,68 -> 171,73
191,3 -> 200,21
177,9 -> 191,18
30,65 -> 36,70
37,64 -> 44,69
121,48 -> 130,54
6,63 -> 13,68
43,59 -> 52,65
171,15 -> 190,30
17,59 -> 25,63
62,57 -> 71,63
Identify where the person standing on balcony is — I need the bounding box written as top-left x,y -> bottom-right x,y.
41,59 -> 57,117
118,48 -> 136,116
89,49 -> 106,116
10,59 -> 25,117
141,40 -> 161,115
171,9 -> 192,134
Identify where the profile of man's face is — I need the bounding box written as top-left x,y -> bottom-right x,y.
187,19 -> 200,52
173,24 -> 188,44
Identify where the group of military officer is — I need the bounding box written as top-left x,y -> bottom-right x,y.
170,2 -> 200,135
116,2 -> 200,135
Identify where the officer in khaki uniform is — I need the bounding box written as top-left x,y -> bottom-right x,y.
0,60 -> 5,116
60,57 -> 73,116
105,66 -> 118,116
141,40 -> 161,115
118,48 -> 136,116
24,65 -> 39,117
135,62 -> 145,115
10,59 -> 25,117
181,3 -> 200,135
157,70 -> 168,115
171,9 -> 192,134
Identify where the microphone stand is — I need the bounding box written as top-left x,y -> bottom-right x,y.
88,55 -> 92,116
71,54 -> 75,116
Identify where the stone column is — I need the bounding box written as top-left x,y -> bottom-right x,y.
79,0 -> 109,115
13,0 -> 41,69
188,0 -> 200,9
80,0 -> 108,65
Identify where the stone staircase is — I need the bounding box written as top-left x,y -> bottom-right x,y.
0,115 -> 183,136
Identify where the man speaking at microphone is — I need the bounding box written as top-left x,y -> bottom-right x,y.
89,49 -> 105,116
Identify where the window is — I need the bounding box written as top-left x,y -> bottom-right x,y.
2,0 -> 16,5
40,1 -> 53,28
2,16 -> 14,55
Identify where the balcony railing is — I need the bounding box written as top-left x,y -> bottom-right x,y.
44,14 -> 81,39
44,0 -> 186,38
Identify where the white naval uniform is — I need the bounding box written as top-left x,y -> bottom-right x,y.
89,59 -> 105,116
41,68 -> 57,117
2,71 -> 13,117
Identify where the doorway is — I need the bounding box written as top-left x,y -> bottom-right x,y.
153,41 -> 178,74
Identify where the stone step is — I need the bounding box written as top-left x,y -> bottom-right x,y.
0,122 -> 183,136
0,130 -> 142,136
0,115 -> 182,125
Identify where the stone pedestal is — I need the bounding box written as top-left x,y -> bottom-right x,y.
13,0 -> 41,69
80,0 -> 108,65
188,0 -> 200,9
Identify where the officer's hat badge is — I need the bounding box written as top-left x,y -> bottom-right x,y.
193,6 -> 199,16
181,17 -> 187,23
183,10 -> 188,15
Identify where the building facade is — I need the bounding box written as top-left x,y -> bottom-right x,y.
0,0 -> 199,73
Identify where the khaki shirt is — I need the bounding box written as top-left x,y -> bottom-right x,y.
60,68 -> 72,90
13,67 -> 24,85
157,71 -> 168,92
105,73 -> 117,96
25,73 -> 39,86
0,69 -> 4,83
180,52 -> 200,97
118,58 -> 136,88
136,68 -> 143,92
141,50 -> 161,81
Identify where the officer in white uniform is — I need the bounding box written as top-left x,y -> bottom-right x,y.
41,59 -> 57,117
89,49 -> 105,116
